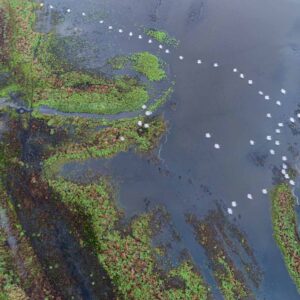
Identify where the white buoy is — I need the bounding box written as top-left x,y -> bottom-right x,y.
49,5 -> 54,9
248,80 -> 253,85
144,124 -> 150,129
108,26 -> 113,30
138,35 -> 142,39
145,111 -> 153,116
165,49 -> 170,54
214,144 -> 221,149
258,91 -> 264,95
120,136 -> 125,141
240,73 -> 245,79
118,29 -> 123,33
159,45 -> 163,49
129,32 -> 133,36
232,201 -> 237,207
82,12 -> 86,16
137,121 -> 143,127
197,59 -> 202,64
282,163 -> 288,169
297,113 -> 300,118
285,174 -> 290,179
247,194 -> 253,200
227,208 -> 233,215
281,89 -> 286,95
40,3 -> 44,7
275,129 -> 281,134
249,140 -> 255,145
282,169 -> 287,175
278,123 -> 284,127
275,140 -> 280,146
99,20 -> 104,24
262,189 -> 268,194
290,117 -> 295,123
233,68 -> 238,72
264,95 -> 270,100
282,156 -> 287,161
213,63 -> 219,68
276,101 -> 282,106
67,8 -> 71,13
270,149 -> 275,155
205,133 -> 211,139
266,113 -> 272,118
142,105 -> 147,110
179,56 -> 184,60
266,135 -> 272,141
148,39 -> 153,44
290,180 -> 295,186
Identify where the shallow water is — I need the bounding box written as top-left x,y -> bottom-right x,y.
40,0 -> 300,298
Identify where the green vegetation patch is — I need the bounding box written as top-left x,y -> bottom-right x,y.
145,29 -> 179,46
108,55 -> 129,70
271,184 -> 300,291
131,52 -> 166,81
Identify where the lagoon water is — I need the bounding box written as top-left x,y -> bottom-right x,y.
39,0 -> 300,298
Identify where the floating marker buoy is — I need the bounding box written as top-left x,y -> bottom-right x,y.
144,124 -> 150,129
285,174 -> 290,179
108,26 -> 113,30
138,35 -> 142,39
282,169 -> 287,175
137,121 -> 143,127
159,45 -> 163,49
213,63 -> 219,67
275,140 -> 280,146
227,208 -> 233,215
179,56 -> 184,60
205,133 -> 211,138
264,95 -> 270,100
297,113 -> 300,118
148,39 -> 153,43
281,89 -> 286,95
120,136 -> 125,141
276,101 -> 282,106
165,49 -> 170,54
266,113 -> 272,118
142,105 -> 147,110
247,194 -> 253,200
145,111 -> 152,116
82,12 -> 86,16
99,20 -> 104,23
118,29 -> 123,33
282,156 -> 287,161
129,32 -> 133,36
233,68 -> 238,72
275,129 -> 281,133
249,140 -> 255,145
197,59 -> 202,64
282,163 -> 288,169
266,135 -> 272,141
49,5 -> 54,9
240,73 -> 244,79
290,180 -> 295,186
67,8 -> 71,13
40,3 -> 44,7
278,123 -> 284,127
232,201 -> 237,207
214,143 -> 220,149
290,117 -> 295,123
270,149 -> 275,155
258,91 -> 264,95
248,80 -> 253,85
262,189 -> 268,194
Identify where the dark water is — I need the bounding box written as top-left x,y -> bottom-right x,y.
38,0 -> 300,298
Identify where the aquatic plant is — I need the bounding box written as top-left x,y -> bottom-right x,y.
145,29 -> 178,46
271,184 -> 300,291
131,52 -> 166,82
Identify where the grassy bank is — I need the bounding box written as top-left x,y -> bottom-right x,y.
271,184 -> 300,291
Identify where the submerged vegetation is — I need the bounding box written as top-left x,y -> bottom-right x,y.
271,184 -> 300,291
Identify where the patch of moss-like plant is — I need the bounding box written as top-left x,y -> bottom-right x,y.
131,52 -> 166,82
108,56 -> 129,70
271,184 -> 300,291
145,29 -> 178,46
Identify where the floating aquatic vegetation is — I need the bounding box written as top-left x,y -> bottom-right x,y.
144,28 -> 179,46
